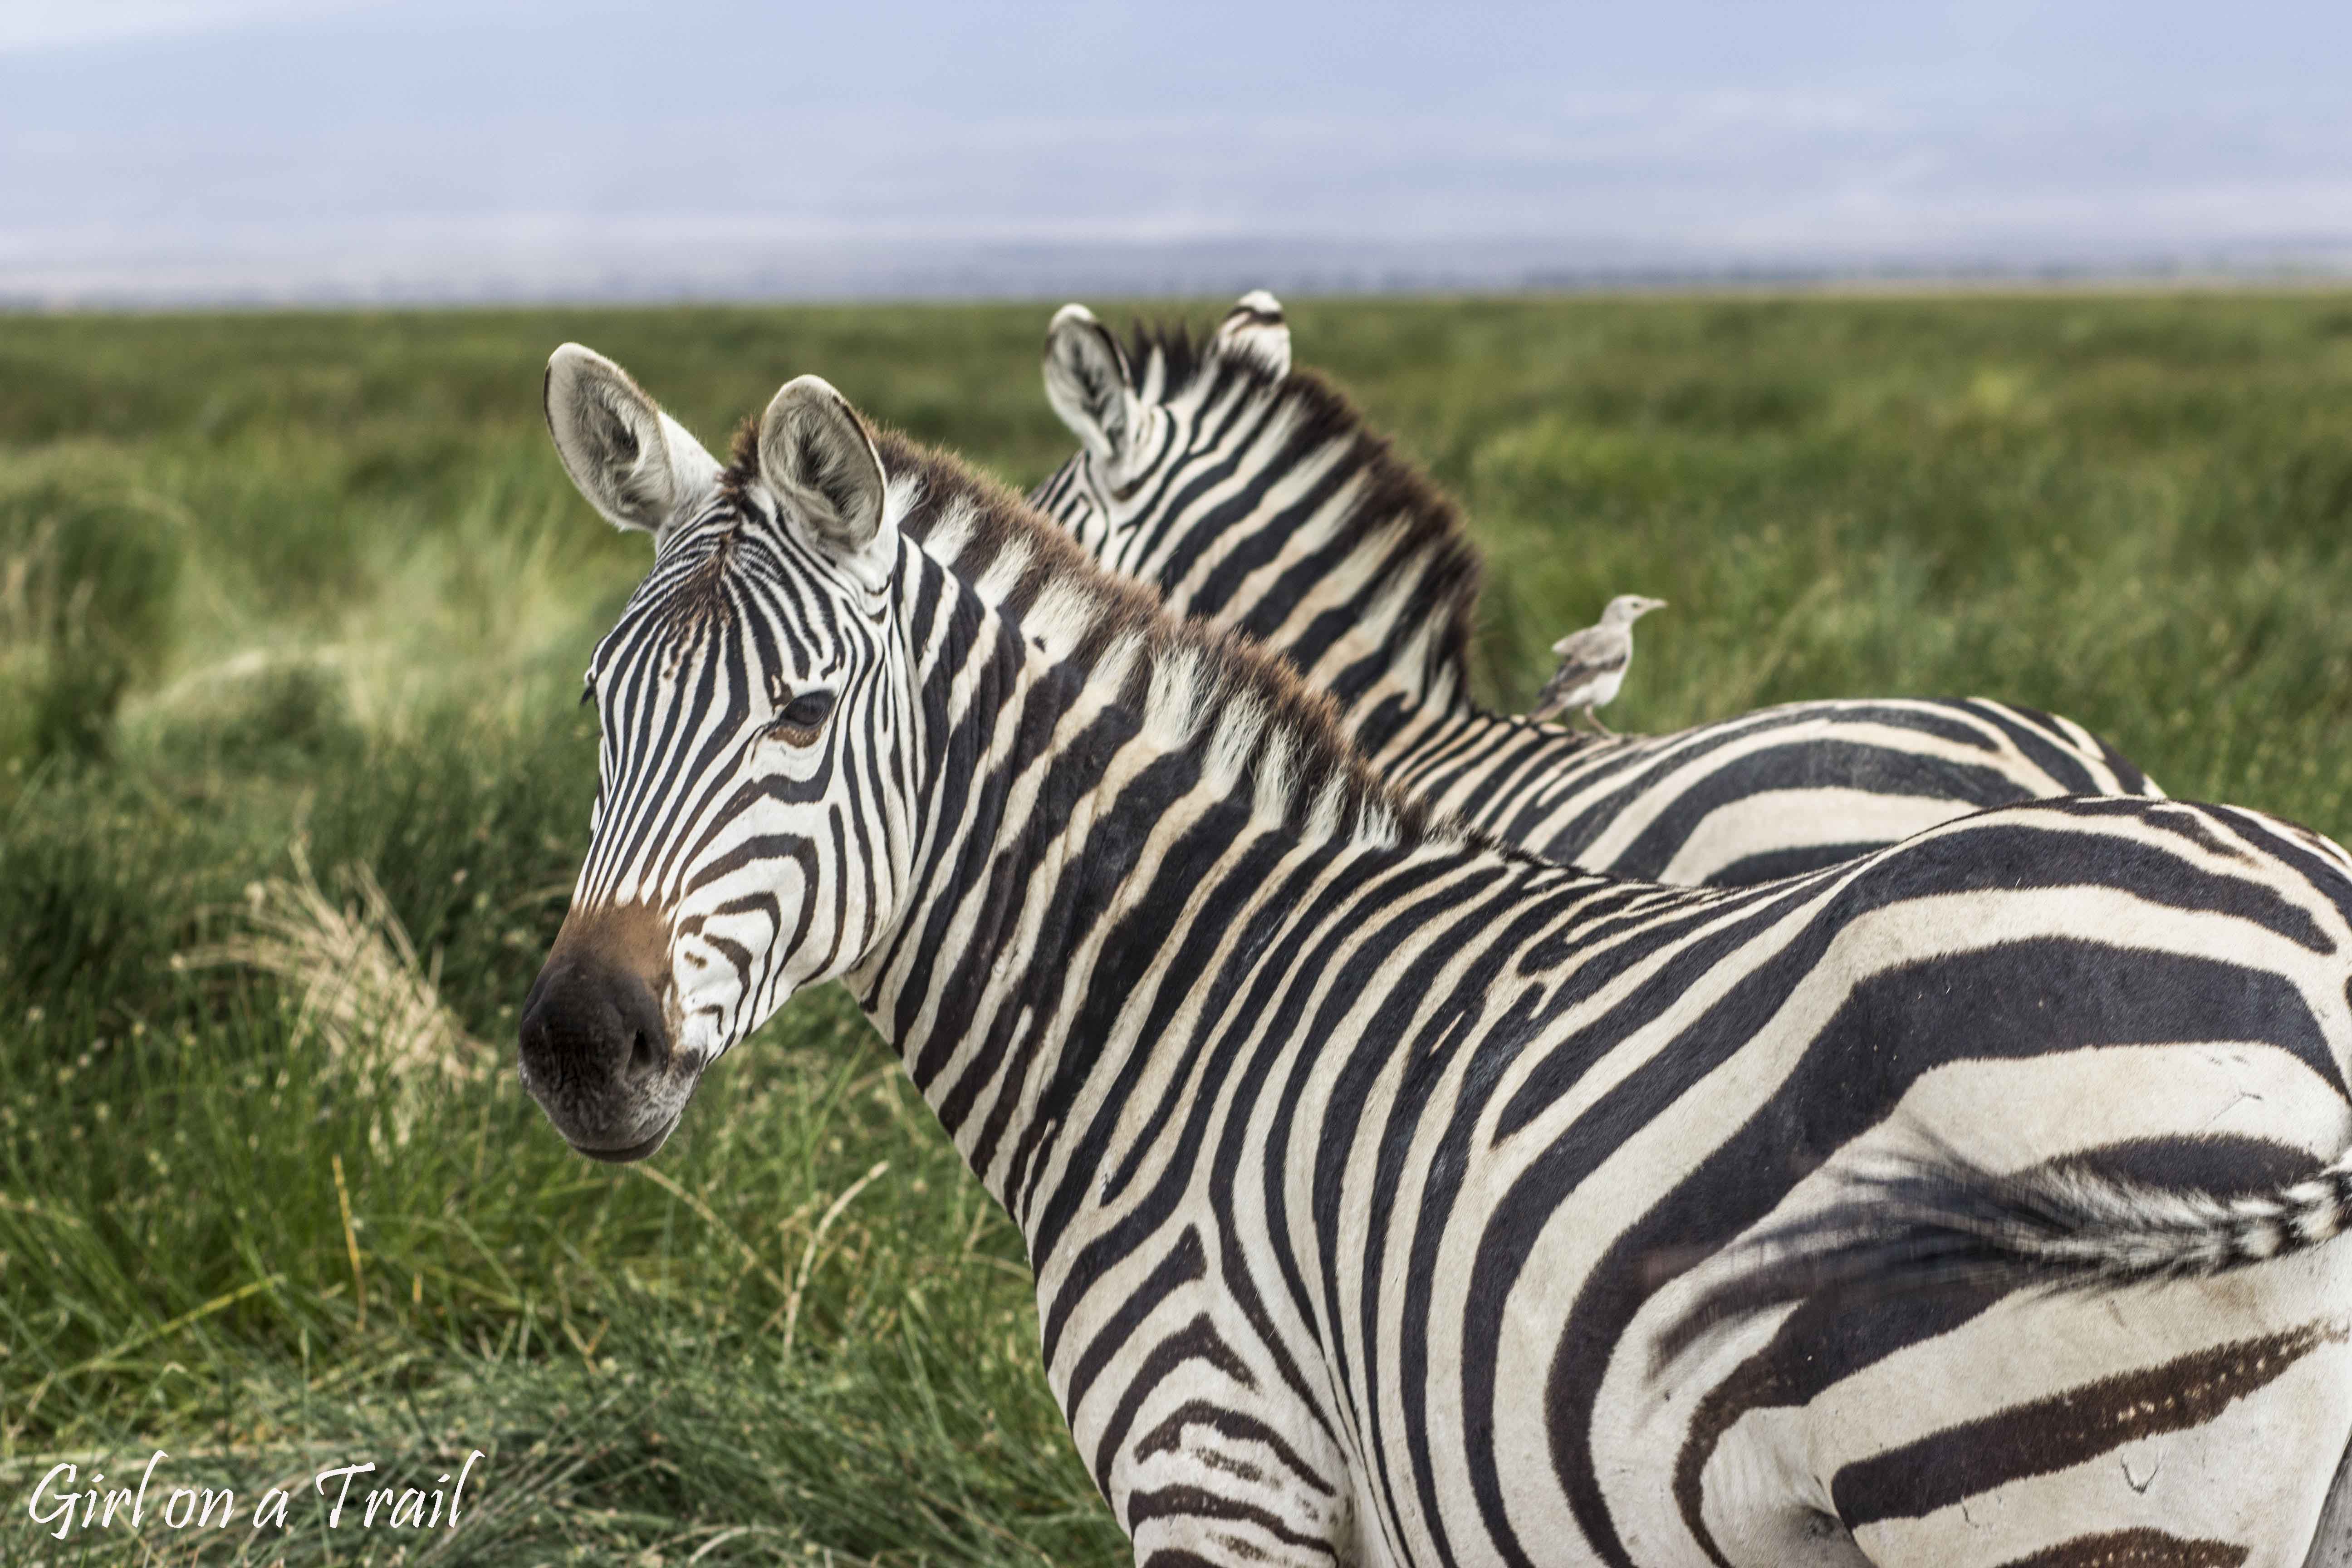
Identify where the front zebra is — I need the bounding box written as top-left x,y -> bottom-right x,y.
521,344 -> 2352,1568
1029,295 -> 2162,886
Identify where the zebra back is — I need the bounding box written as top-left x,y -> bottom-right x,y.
1031,296 -> 2166,886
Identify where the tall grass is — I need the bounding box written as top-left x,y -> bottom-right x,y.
4,293 -> 2352,1562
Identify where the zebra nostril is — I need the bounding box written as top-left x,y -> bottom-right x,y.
627,1022 -> 664,1081
517,950 -> 671,1101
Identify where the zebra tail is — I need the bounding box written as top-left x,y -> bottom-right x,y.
1651,1138 -> 2352,1372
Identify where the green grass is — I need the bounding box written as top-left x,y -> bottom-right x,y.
4,292 -> 2352,1564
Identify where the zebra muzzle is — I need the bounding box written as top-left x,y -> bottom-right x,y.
518,906 -> 692,1161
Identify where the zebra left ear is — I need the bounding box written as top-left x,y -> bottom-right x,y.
1043,304 -> 1141,462
756,376 -> 893,578
1214,289 -> 1290,378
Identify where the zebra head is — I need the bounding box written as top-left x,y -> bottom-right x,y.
519,345 -> 915,1161
1034,290 -> 1292,566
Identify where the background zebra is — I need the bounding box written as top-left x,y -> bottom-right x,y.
1029,294 -> 2162,885
524,343 -> 2352,1568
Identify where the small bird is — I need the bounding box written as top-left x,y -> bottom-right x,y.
1528,594 -> 1667,735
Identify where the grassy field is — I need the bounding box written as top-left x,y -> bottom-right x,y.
5,291 -> 2352,1564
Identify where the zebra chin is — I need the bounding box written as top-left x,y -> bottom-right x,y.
516,901 -> 704,1163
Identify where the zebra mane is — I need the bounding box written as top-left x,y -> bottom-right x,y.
1122,318 -> 1486,701
726,421 -> 1475,853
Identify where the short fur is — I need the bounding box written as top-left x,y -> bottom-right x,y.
731,418 -> 1468,854
1033,301 -> 2164,888
1119,318 -> 1485,700
540,353 -> 2352,1568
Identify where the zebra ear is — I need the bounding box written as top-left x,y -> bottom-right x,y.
1214,289 -> 1290,377
756,375 -> 892,572
1043,304 -> 1140,462
544,343 -> 720,536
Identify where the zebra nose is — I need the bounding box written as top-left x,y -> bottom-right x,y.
517,951 -> 672,1145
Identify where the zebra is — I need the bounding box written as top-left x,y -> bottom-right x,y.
1027,294 -> 2163,887
521,343 -> 2352,1568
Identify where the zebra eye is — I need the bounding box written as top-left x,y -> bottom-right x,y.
773,689 -> 836,735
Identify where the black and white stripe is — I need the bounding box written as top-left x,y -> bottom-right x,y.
529,349 -> 2352,1568
1031,297 -> 2163,885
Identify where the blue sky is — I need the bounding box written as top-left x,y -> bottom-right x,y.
3,0 -> 2348,302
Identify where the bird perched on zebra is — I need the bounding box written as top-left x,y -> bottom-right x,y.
1030,296 -> 2162,885
524,343 -> 2352,1568
1528,593 -> 1665,735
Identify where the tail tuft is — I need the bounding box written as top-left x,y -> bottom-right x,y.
1654,1141 -> 2352,1372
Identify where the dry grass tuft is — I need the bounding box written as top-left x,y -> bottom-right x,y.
178,843 -> 487,1148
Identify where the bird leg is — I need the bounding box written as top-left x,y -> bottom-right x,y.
1583,706 -> 1613,737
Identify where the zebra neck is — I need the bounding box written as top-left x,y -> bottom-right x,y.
843,551 -> 1455,1224
1036,358 -> 1486,742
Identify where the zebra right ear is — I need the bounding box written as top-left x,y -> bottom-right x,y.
756,375 -> 893,586
544,344 -> 720,536
1043,304 -> 1141,463
1214,289 -> 1291,377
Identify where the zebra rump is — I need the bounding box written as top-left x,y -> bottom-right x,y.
1668,1136 -> 2352,1368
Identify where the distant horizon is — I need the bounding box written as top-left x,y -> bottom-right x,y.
8,238 -> 2352,314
